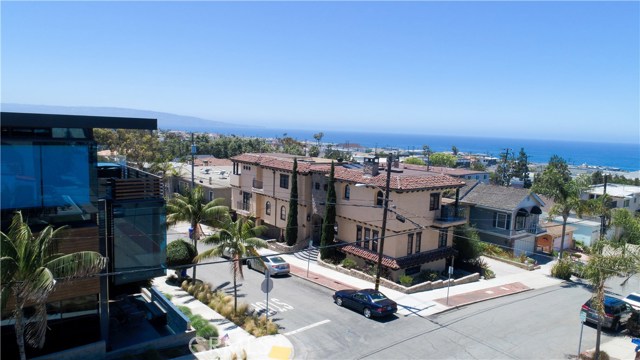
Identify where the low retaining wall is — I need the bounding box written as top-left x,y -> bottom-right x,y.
318,259 -> 480,294
269,240 -> 310,253
484,254 -> 541,271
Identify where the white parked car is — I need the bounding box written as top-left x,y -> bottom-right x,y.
623,292 -> 640,310
247,255 -> 290,276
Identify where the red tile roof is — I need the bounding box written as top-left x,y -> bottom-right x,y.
231,153 -> 465,191
340,244 -> 457,270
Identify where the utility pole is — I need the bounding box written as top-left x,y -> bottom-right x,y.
190,133 -> 197,279
191,133 -> 196,189
375,153 -> 393,291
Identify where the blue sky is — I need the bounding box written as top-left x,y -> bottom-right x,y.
2,1 -> 638,143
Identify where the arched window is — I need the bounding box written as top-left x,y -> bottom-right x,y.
344,185 -> 350,200
265,201 -> 271,215
376,191 -> 384,206
280,206 -> 286,220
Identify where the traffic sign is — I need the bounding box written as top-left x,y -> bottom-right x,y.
580,311 -> 587,323
261,278 -> 273,293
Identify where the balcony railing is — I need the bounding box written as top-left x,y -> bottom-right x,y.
107,178 -> 163,201
252,179 -> 263,190
236,201 -> 251,212
436,205 -> 466,222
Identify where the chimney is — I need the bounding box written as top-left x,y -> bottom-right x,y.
363,156 -> 380,176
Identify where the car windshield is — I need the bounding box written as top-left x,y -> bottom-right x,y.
268,256 -> 286,264
368,292 -> 388,303
627,294 -> 640,302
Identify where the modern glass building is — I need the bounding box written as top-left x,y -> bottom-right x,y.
1,112 -> 171,358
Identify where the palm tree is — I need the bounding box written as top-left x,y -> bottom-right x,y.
166,186 -> 229,280
195,217 -> 267,313
582,240 -> 635,359
1,212 -> 106,360
533,157 -> 591,259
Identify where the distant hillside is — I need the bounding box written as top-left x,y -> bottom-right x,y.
1,103 -> 254,132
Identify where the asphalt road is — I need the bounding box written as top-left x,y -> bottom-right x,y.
168,233 -> 629,359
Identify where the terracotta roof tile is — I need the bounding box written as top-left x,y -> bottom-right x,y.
340,244 -> 457,270
231,153 -> 465,191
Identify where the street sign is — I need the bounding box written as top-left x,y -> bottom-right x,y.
448,266 -> 454,275
580,311 -> 587,323
261,278 -> 273,293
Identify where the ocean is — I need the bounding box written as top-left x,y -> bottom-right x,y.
211,127 -> 640,172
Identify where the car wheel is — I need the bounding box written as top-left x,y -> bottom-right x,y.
336,297 -> 343,307
612,320 -> 621,332
363,308 -> 371,319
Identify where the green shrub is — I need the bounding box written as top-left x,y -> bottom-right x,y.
196,324 -> 218,339
551,259 -> 573,280
483,268 -> 495,279
178,305 -> 192,317
342,258 -> 357,269
166,239 -> 197,268
399,275 -> 413,287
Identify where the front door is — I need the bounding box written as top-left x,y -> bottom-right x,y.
312,214 -> 323,246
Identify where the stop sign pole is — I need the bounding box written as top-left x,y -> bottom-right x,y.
578,311 -> 587,357
261,268 -> 273,319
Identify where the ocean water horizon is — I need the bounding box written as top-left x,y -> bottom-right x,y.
204,127 -> 640,172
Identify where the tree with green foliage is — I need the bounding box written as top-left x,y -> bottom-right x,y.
195,217 -> 267,313
286,159 -> 299,246
403,157 -> 426,166
308,145 -> 320,157
494,149 -> 515,186
470,161 -> 487,171
1,212 -> 106,360
324,144 -> 352,162
313,132 -> 324,146
166,186 -> 229,280
453,225 -> 483,262
451,145 -> 459,156
533,157 -> 592,259
429,152 -> 457,168
94,128 -> 161,169
610,209 -> 640,245
512,148 -> 532,188
320,162 -> 337,259
166,239 -> 197,272
583,240 -> 637,358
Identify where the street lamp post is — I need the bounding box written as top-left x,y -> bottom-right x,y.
375,154 -> 393,291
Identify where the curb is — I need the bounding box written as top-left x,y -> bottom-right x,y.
434,287 -> 534,315
288,264 -> 353,292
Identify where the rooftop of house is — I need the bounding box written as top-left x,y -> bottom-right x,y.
587,183 -> 640,197
1,112 -> 157,130
401,163 -> 489,176
540,222 -> 577,237
231,153 -> 466,191
460,181 -> 545,211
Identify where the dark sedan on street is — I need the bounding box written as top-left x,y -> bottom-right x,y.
333,289 -> 397,319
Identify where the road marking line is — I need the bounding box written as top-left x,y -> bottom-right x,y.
485,290 -> 494,294
284,320 -> 331,336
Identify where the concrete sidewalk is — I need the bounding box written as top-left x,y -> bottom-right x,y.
267,247 -> 563,317
153,276 -> 294,360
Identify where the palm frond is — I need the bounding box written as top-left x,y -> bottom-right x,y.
46,252 -> 106,280
194,247 -> 224,262
24,302 -> 48,348
1,286 -> 13,313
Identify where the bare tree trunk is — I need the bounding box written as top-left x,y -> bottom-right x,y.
559,216 -> 568,259
15,297 -> 27,360
233,262 -> 238,314
192,221 -> 198,280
